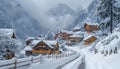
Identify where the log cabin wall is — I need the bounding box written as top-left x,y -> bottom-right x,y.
84,23 -> 98,32
84,36 -> 97,45
33,41 -> 51,50
32,41 -> 60,54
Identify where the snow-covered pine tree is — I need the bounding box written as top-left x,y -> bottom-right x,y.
96,0 -> 120,31
0,39 -> 23,60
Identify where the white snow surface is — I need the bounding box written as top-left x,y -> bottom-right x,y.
30,40 -> 58,48
24,46 -> 32,51
85,22 -> 99,25
28,53 -> 79,69
96,32 -> 120,52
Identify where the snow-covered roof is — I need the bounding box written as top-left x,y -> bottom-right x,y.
74,31 -> 84,35
60,30 -> 74,34
0,29 -> 15,39
43,40 -> 58,48
85,22 -> 99,25
83,35 -> 95,40
0,29 -> 15,33
70,34 -> 82,37
26,37 -> 45,41
31,40 -> 58,48
24,46 -> 32,51
31,40 -> 42,47
73,26 -> 80,30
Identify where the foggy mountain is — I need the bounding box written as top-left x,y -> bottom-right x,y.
0,0 -> 88,40
0,0 -> 46,40
48,3 -> 87,30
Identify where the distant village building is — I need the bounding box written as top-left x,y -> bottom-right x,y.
0,29 -> 16,39
54,30 -> 74,40
24,46 -> 32,56
73,27 -> 80,32
69,34 -> 83,42
25,40 -> 60,55
84,23 -> 99,32
66,32 -> 84,46
84,35 -> 97,45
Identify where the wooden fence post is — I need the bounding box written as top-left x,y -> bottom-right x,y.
31,56 -> 33,63
14,59 -> 17,69
40,55 -> 42,64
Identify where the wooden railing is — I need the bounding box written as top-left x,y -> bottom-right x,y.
0,55 -> 42,69
0,50 -> 77,69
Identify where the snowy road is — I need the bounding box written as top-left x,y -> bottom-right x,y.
56,56 -> 80,69
28,46 -> 86,69
78,62 -> 85,69
61,54 -> 85,69
56,54 -> 85,69
57,46 -> 85,69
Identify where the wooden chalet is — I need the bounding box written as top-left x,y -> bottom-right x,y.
66,33 -> 84,46
54,30 -> 74,40
84,35 -> 97,45
0,29 -> 16,39
84,23 -> 98,32
69,34 -> 83,43
27,40 -> 60,55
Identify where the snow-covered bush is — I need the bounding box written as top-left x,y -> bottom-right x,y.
0,39 -> 23,60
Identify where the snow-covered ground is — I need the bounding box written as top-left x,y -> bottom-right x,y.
28,52 -> 80,69
82,47 -> 120,69
1,31 -> 120,69
61,52 -> 84,69
64,42 -> 120,69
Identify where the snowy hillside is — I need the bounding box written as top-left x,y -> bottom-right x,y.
0,0 -> 46,40
48,3 -> 76,17
0,0 -> 120,69
48,3 -> 88,31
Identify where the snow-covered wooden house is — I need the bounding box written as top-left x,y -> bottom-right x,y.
27,40 -> 60,55
54,30 -> 74,40
24,46 -> 32,56
69,34 -> 83,42
66,32 -> 84,46
84,23 -> 99,32
66,34 -> 83,46
0,29 -> 16,39
84,35 -> 97,45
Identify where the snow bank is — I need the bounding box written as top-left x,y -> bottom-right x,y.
95,32 -> 120,53
28,51 -> 79,69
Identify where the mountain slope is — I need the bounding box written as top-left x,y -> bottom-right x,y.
48,3 -> 87,31
0,0 -> 43,40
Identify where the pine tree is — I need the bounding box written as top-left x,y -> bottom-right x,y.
96,0 -> 120,32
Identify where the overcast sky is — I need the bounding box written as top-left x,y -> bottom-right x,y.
18,0 -> 93,31
19,0 -> 93,10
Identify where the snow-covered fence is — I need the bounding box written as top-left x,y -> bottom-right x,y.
43,50 -> 77,59
0,55 -> 42,69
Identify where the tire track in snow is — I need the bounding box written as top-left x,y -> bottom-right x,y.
56,56 -> 80,69
62,54 -> 85,69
